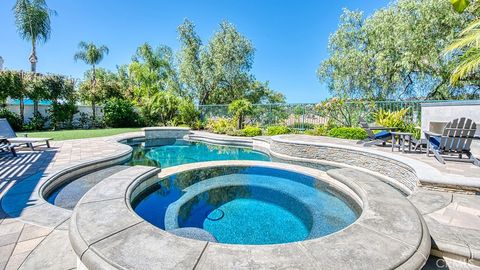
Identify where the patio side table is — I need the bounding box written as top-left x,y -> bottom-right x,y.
391,131 -> 414,153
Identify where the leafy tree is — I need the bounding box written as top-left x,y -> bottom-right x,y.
24,73 -> 49,114
318,1 -> 468,100
128,43 -> 182,99
178,19 -> 284,104
74,41 -> 109,119
78,68 -> 121,122
0,71 -> 27,120
228,99 -> 253,129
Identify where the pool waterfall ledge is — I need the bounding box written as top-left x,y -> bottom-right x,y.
69,161 -> 430,270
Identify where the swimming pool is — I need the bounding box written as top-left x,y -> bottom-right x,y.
131,165 -> 359,245
128,140 -> 270,168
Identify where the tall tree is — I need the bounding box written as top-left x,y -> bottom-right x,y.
178,19 -> 284,104
74,42 -> 109,119
128,43 -> 182,99
13,0 -> 56,119
318,0 -> 468,100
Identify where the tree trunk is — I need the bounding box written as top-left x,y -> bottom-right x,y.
30,40 -> 39,115
33,101 -> 39,115
237,113 -> 244,130
19,71 -> 25,123
91,100 -> 96,124
91,65 -> 97,122
19,98 -> 25,124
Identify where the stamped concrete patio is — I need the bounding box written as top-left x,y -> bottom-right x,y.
0,131 -> 479,269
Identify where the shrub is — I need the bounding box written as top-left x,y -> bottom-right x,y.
242,126 -> 262,137
49,102 -> 78,130
178,99 -> 200,128
206,118 -> 235,134
0,109 -> 23,131
288,122 -> 316,130
103,98 -> 141,128
73,112 -> 93,129
373,108 -> 410,128
23,112 -> 46,131
228,99 -> 253,129
266,126 -> 291,136
304,125 -> 329,136
140,91 -> 180,126
328,127 -> 368,140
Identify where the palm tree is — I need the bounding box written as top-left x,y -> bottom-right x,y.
13,0 -> 56,120
444,19 -> 480,85
74,42 -> 109,120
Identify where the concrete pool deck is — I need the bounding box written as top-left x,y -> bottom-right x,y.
0,130 -> 479,269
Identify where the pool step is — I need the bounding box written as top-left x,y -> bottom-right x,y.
52,165 -> 130,210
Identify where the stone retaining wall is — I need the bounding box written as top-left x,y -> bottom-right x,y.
270,139 -> 418,192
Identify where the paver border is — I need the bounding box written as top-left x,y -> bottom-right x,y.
70,161 -> 431,270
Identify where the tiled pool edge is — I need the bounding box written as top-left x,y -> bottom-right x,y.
69,162 -> 430,270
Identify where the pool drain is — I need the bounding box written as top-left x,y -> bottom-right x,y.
206,209 -> 224,221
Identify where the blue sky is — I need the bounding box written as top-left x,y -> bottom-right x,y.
0,0 -> 390,103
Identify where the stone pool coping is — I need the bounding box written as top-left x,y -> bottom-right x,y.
0,133 -> 143,228
69,161 -> 430,270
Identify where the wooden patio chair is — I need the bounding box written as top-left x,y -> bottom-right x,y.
424,117 -> 479,166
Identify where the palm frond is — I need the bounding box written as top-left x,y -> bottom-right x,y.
450,48 -> 480,84
74,41 -> 109,66
13,0 -> 55,43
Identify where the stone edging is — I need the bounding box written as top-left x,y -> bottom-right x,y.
69,161 -> 430,270
0,133 -> 141,228
262,135 -> 480,192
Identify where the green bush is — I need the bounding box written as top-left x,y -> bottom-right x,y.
103,98 -> 141,128
266,126 -> 291,136
304,125 -> 329,136
288,122 -> 316,130
23,112 -> 46,131
0,109 -> 23,131
178,99 -> 200,128
228,99 -> 254,129
242,126 -> 262,137
206,118 -> 235,134
373,108 -> 410,128
328,127 -> 368,140
49,102 -> 78,130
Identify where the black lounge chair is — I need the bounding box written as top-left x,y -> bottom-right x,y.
424,117 -> 479,166
358,117 -> 396,146
0,137 -> 17,157
0,118 -> 52,150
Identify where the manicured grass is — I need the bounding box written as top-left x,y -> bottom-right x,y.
18,128 -> 142,141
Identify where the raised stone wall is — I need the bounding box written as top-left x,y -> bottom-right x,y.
270,139 -> 418,192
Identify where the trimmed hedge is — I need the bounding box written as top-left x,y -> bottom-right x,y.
328,127 -> 368,140
242,126 -> 262,137
266,126 -> 291,136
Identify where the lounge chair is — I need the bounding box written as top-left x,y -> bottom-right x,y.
424,117 -> 479,166
0,118 -> 52,151
358,117 -> 396,146
0,137 -> 17,157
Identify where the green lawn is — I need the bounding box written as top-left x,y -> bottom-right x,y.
18,128 -> 142,141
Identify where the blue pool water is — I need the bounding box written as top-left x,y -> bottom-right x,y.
127,140 -> 270,168
132,166 -> 359,245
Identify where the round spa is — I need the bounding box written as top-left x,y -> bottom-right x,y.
130,165 -> 360,245
70,161 -> 430,269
